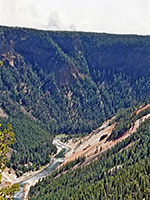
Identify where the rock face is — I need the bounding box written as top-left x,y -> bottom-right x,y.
0,167 -> 17,189
23,182 -> 30,200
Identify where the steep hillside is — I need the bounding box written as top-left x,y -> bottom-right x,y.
1,26 -> 150,135
64,102 -> 150,164
29,105 -> 150,199
1,26 -> 150,173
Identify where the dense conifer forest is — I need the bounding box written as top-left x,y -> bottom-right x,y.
1,26 -> 150,175
29,115 -> 150,199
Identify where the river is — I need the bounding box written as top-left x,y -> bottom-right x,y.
13,138 -> 69,200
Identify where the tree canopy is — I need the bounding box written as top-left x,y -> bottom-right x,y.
0,124 -> 20,199
0,61 -> 3,67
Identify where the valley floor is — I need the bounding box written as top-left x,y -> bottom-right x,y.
0,164 -> 49,189
1,105 -> 150,199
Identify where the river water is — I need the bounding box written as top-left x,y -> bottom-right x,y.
13,138 -> 69,200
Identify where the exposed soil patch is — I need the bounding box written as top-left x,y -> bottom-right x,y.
65,113 -> 150,166
136,104 -> 150,115
0,107 -> 8,118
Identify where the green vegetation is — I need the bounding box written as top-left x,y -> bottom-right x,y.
0,124 -> 15,171
109,100 -> 150,140
108,107 -> 134,140
80,158 -> 150,200
1,26 -> 150,176
1,26 -> 150,136
4,116 -> 57,176
0,61 -> 3,67
53,156 -> 86,177
0,124 -> 20,199
29,116 -> 150,199
55,149 -> 66,158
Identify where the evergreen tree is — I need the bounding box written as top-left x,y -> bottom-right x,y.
0,124 -> 20,199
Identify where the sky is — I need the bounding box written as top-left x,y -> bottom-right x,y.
0,0 -> 150,35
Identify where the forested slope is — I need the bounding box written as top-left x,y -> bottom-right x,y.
1,26 -> 150,173
29,110 -> 150,199
1,26 -> 150,135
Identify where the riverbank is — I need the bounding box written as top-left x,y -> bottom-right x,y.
0,160 -> 52,190
0,137 -> 68,189
13,137 -> 69,200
